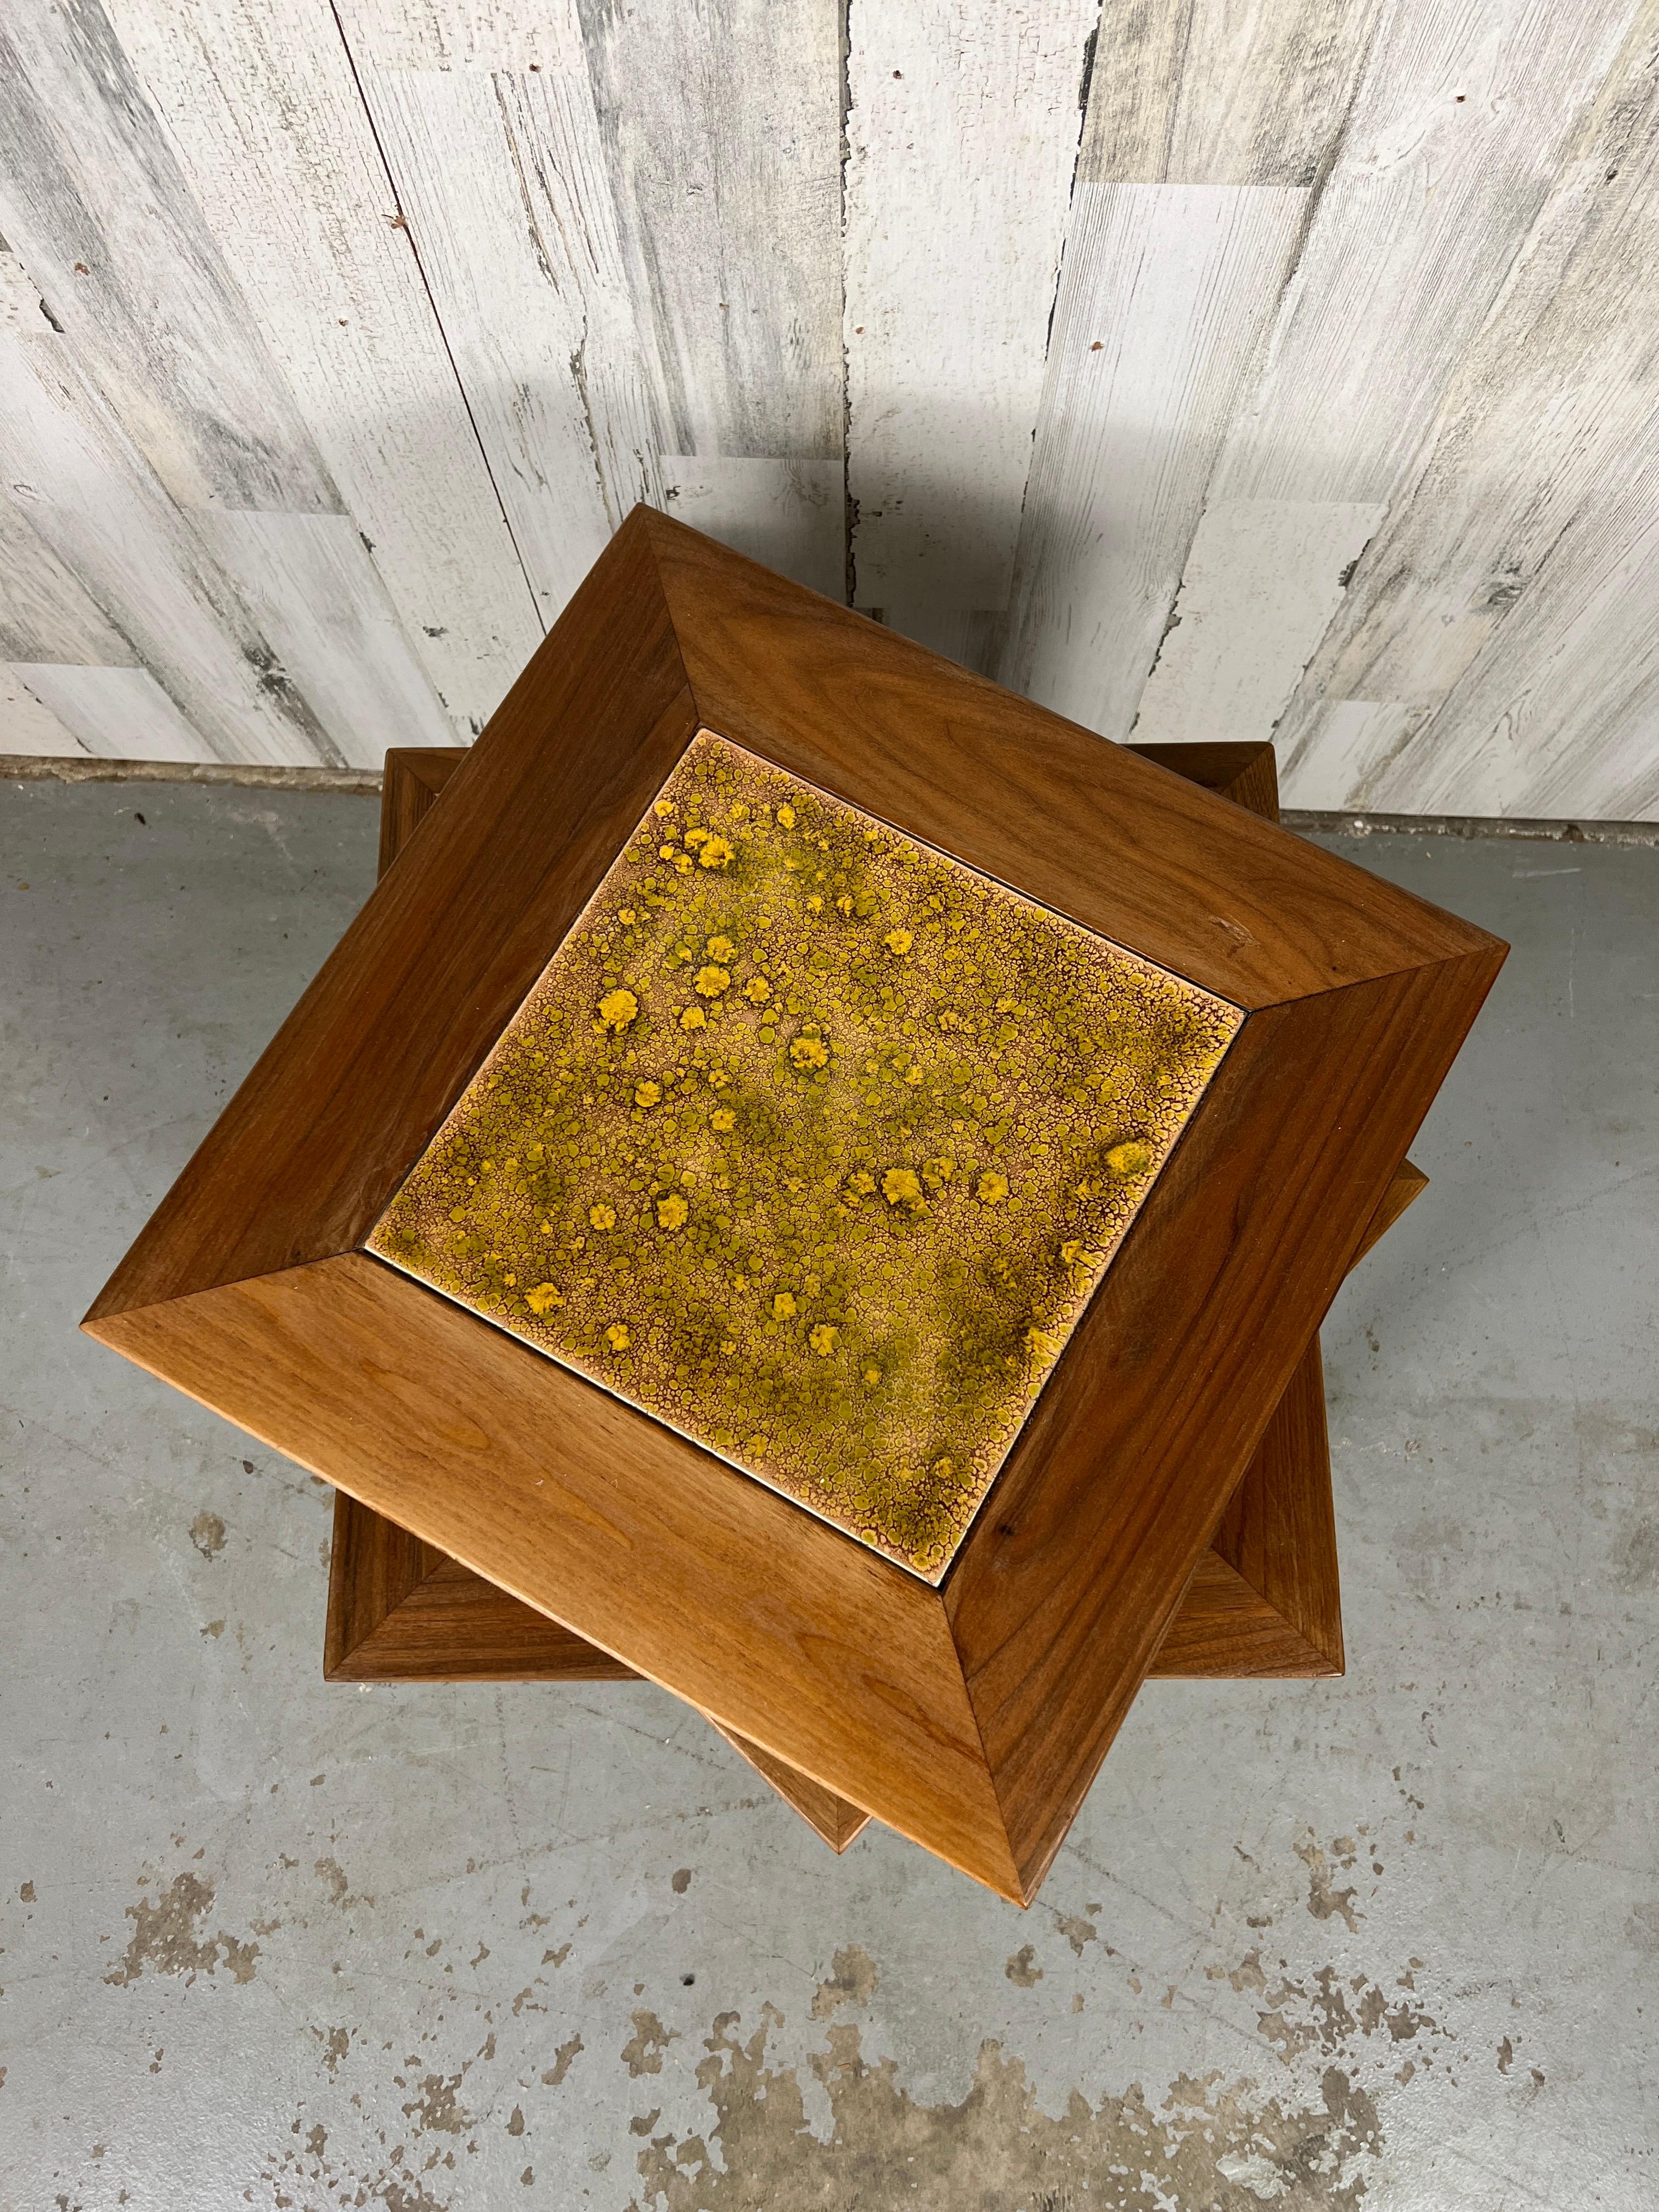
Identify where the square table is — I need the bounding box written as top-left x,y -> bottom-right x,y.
84,511 -> 1505,1903
324,738 -> 1429,1859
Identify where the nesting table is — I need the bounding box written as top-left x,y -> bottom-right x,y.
84,510 -> 1505,1902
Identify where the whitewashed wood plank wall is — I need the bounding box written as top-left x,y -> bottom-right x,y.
1,0 -> 1655,817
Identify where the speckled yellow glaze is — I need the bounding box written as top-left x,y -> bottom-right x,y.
368,731 -> 1242,1579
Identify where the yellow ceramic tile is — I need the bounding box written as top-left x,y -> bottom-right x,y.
369,731 -> 1241,1579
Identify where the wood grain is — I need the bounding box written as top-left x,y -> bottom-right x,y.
1186,1327 -> 1345,1672
0,6 -> 442,768
104,0 -> 543,735
87,516 -> 698,1321
573,0 -> 843,467
708,1721 -> 872,1854
90,1250 -> 1026,1899
328,1472 -> 872,1844
947,947 -> 1502,1897
645,510 -> 1498,1006
0,486 -> 138,669
1077,0 -> 1379,189
0,245 -> 336,766
996,179 -> 1305,738
86,515 -> 1503,1901
8,664 -> 210,764
1274,4 -> 1659,820
4,0 -> 1654,822
1152,1553 -> 1339,1679
844,0 -> 1096,651
993,0 -> 1380,729
1131,498 -> 1387,754
329,736 -> 1364,1718
0,0 -> 336,514
325,1491 -> 637,1683
661,458 -> 844,605
376,747 -> 461,879
337,8 -> 665,622
1149,1 -> 1640,776
197,511 -> 453,768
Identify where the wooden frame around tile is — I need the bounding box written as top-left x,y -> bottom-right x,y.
84,510 -> 1504,1901
328,741 -> 1422,1692
324,740 -> 1429,1860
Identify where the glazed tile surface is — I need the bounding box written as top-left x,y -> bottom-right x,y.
368,732 -> 1241,1577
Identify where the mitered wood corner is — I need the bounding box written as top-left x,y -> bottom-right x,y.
332,737 -> 1406,1704
82,516 -> 1505,1903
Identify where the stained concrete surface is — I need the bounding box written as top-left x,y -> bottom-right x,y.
1,777 -> 1655,2211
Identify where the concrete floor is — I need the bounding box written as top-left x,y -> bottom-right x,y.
2,778 -> 1655,2212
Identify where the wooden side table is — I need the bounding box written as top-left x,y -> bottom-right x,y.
85,511 -> 1504,1900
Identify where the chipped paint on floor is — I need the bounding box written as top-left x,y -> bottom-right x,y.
1,782 -> 1655,2209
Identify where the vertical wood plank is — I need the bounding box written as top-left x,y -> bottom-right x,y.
2,669 -> 88,756
999,182 -> 1306,735
0,489 -> 135,667
333,15 -> 665,623
1276,2 -> 1659,820
340,0 -> 843,619
844,0 -> 1099,653
0,0 -> 337,515
574,0 -> 844,467
1155,0 -> 1644,760
1081,0 -> 1381,188
1212,3 -> 1640,510
1,248 -> 340,765
993,0 -> 1379,731
660,457 -> 843,602
200,512 -> 454,767
103,0 -> 543,734
1131,496 -> 1384,747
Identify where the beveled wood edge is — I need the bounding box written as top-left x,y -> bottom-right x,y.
377,749 -> 462,878
1207,1336 -> 1343,1675
324,1493 -> 639,1681
1153,1552 -> 1343,1677
639,506 -> 1508,1010
84,512 -> 701,1327
1352,1158 -> 1430,1263
947,940 -> 1508,1898
325,737 -> 1362,1757
343,744 -> 1389,1720
707,1717 -> 872,1852
320,1168 -> 1422,1693
83,1251 -> 1028,1900
80,505 -> 1497,1901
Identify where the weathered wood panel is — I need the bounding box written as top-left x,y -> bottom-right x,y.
999,181 -> 1307,735
0,0 -> 336,515
1276,0 -> 1659,817
0,0 -> 1654,815
2,668 -> 86,756
103,0 -> 542,733
845,0 -> 1098,653
661,456 -> 843,602
337,0 -> 842,624
992,0 -> 1378,729
12,663 -> 215,761
200,512 -> 455,767
0,490 -> 134,667
574,0 -> 843,467
1,247 -> 338,764
336,18 -> 662,623
1149,0 -> 1644,767
1131,496 -> 1385,748
1079,0 -> 1382,187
